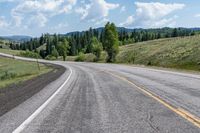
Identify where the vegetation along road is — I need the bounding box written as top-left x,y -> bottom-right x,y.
0,53 -> 199,133
0,54 -> 65,118
0,56 -> 51,88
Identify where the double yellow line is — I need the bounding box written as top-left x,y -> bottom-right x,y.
105,70 -> 200,128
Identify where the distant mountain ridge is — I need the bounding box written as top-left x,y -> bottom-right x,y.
65,27 -> 137,36
65,27 -> 200,36
1,27 -> 200,42
190,28 -> 200,31
0,35 -> 32,42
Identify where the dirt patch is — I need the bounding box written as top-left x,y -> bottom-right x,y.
0,64 -> 66,117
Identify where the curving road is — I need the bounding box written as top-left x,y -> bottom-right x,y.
0,53 -> 200,133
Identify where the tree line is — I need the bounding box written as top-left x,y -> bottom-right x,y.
8,23 -> 198,62
118,27 -> 196,45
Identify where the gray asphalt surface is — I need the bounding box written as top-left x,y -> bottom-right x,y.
0,53 -> 200,133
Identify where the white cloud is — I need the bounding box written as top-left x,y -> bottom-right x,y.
119,16 -> 134,26
0,16 -> 9,28
12,15 -> 22,27
29,13 -> 48,27
0,0 -> 15,2
95,18 -> 109,25
43,0 -> 64,12
12,0 -> 67,14
80,0 -> 85,4
67,0 -> 77,6
195,14 -> 200,18
59,5 -> 73,14
51,22 -> 68,30
11,0 -> 77,27
76,0 -> 119,21
135,2 -> 184,20
58,0 -> 77,14
120,6 -> 126,12
75,4 -> 90,20
120,2 -> 185,28
153,15 -> 178,27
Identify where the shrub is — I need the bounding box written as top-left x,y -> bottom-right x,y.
75,52 -> 85,62
84,53 -> 96,62
98,51 -> 107,62
147,61 -> 152,66
0,71 -> 17,80
45,55 -> 57,60
51,47 -> 59,59
19,51 -> 41,59
91,37 -> 103,61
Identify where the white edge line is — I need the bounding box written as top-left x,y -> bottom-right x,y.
12,67 -> 73,133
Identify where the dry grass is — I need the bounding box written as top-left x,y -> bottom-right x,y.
0,57 -> 52,88
117,35 -> 200,71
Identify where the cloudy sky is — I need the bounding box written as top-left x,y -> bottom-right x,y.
0,0 -> 200,36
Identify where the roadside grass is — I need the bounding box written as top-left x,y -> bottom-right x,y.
0,48 -> 41,59
67,52 -> 107,62
75,53 -> 96,62
0,48 -> 22,55
0,57 -> 52,88
0,42 -> 10,49
116,35 -> 200,71
0,39 -> 9,47
66,56 -> 77,61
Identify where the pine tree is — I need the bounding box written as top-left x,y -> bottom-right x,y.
172,28 -> 178,37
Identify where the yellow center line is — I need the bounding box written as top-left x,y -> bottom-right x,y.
104,70 -> 200,128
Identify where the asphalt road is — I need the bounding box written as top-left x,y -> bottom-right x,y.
0,53 -> 200,133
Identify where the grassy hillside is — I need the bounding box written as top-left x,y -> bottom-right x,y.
0,39 -> 24,56
1,35 -> 200,71
0,39 -> 10,49
0,48 -> 22,55
117,35 -> 200,71
0,57 -> 52,88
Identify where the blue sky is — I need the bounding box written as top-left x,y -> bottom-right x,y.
0,0 -> 200,37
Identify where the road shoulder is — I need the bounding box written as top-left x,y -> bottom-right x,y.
0,64 -> 65,117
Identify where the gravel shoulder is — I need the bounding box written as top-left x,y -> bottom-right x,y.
0,63 -> 66,117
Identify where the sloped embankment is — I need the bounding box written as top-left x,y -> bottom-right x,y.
117,35 -> 200,71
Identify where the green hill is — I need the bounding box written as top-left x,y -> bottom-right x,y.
0,48 -> 22,55
117,35 -> 200,71
0,39 -> 10,49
